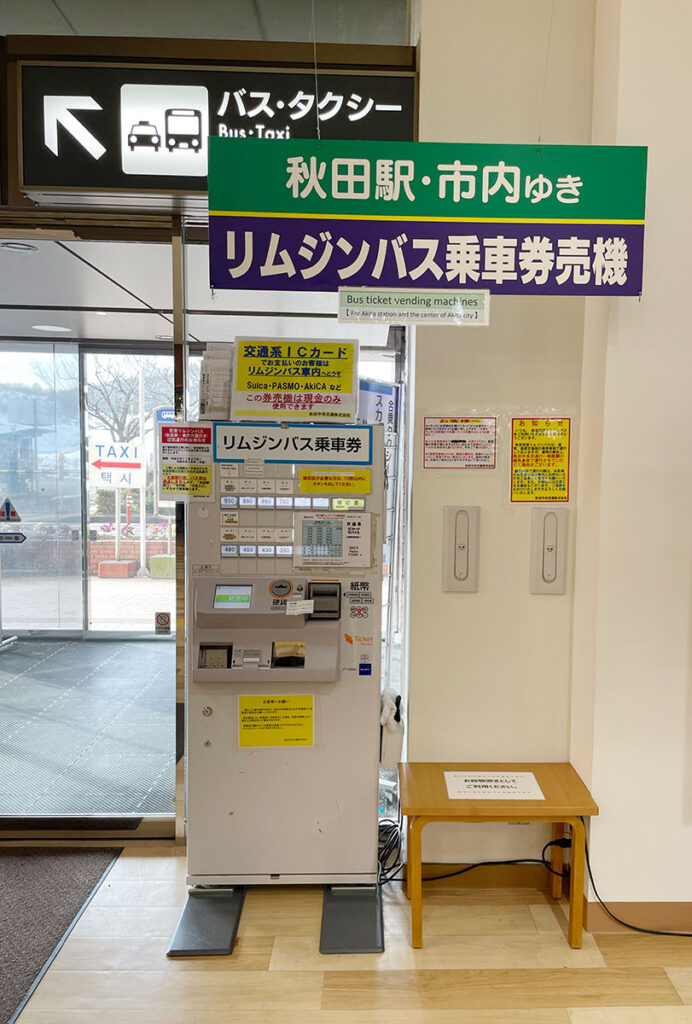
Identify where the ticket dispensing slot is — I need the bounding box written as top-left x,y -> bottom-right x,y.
271,641 -> 306,668
192,577 -> 340,683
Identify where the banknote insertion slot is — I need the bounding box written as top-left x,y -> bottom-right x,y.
307,581 -> 341,620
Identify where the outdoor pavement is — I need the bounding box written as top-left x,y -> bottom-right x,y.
1,576 -> 176,632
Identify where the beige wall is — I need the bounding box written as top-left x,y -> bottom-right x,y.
418,0 -> 595,146
578,0 -> 692,901
412,0 -> 595,861
413,0 -> 692,902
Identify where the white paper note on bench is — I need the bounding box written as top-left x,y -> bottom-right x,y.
444,771 -> 545,800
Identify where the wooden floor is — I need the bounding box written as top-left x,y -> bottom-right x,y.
15,844 -> 692,1024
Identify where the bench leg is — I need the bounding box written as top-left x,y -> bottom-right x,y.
405,815 -> 413,899
566,816 -> 586,948
409,816 -> 425,948
550,821 -> 565,900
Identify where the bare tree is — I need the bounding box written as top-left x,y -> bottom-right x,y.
86,355 -> 174,440
32,353 -> 173,440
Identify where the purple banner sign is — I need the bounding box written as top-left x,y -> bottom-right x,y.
210,215 -> 644,296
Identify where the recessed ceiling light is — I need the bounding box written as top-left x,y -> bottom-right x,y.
94,311 -> 108,316
156,334 -> 173,340
0,242 -> 39,253
32,324 -> 72,333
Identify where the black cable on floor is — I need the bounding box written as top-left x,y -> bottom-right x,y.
378,806 -> 404,884
377,805 -> 567,885
420,856 -> 559,883
415,837 -> 567,883
381,809 -> 692,939
580,816 -> 692,938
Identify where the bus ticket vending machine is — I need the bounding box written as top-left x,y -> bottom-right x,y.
171,421 -> 385,955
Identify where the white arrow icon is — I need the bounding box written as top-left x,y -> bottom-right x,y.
43,96 -> 106,160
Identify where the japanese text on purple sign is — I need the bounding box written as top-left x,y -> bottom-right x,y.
226,228 -> 628,286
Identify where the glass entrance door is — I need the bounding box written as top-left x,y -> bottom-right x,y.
84,350 -> 176,633
0,344 -> 178,821
0,235 -> 177,828
0,343 -> 83,633
0,345 -> 178,635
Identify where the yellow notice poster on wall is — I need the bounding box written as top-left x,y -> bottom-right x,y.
299,468 -> 371,494
238,694 -> 314,747
231,338 -> 357,421
511,417 -> 571,502
161,465 -> 212,497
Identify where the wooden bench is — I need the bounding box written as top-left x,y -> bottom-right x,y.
398,761 -> 599,949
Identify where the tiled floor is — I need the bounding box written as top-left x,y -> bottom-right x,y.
13,844 -> 692,1023
0,640 -> 176,815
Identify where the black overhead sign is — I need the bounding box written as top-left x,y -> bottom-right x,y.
20,64 -> 416,195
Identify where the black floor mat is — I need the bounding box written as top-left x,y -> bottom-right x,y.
0,846 -> 121,1024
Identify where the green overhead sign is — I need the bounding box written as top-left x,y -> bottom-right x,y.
209,138 -> 647,221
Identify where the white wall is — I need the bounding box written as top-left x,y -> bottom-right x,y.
411,0 -> 595,861
578,0 -> 692,902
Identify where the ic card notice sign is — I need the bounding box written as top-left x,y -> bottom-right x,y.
231,338 -> 358,421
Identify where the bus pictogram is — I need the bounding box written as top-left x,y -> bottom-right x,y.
165,108 -> 202,151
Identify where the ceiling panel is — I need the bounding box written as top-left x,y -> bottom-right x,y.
0,307 -> 171,342
0,239 -> 171,310
0,0 -> 408,44
0,237 -> 391,345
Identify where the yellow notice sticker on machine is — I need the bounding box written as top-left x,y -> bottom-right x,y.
299,468 -> 371,494
238,694 -> 314,747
